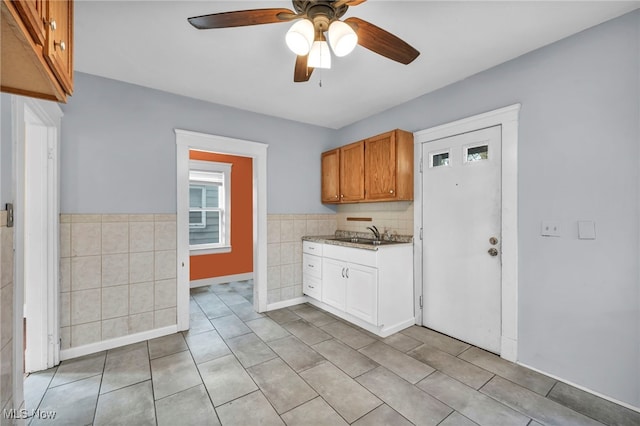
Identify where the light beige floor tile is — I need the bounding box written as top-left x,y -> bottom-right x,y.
268,335 -> 326,372
49,351 -> 106,388
210,314 -> 252,339
401,326 -> 471,356
216,391 -> 285,426
150,351 -> 202,400
226,333 -> 278,368
246,317 -> 291,342
184,329 -> 230,364
32,375 -> 101,426
359,341 -> 434,384
321,321 -> 377,350
94,380 -> 155,426
198,354 -> 258,407
155,384 -> 219,426
352,404 -> 414,426
281,397 -> 348,426
281,319 -> 332,345
101,342 -> 150,394
312,339 -> 378,378
148,333 -> 188,359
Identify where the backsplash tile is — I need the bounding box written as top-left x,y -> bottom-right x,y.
336,201 -> 414,236
60,214 -> 178,351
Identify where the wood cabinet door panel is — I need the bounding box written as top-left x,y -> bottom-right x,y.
365,131 -> 397,200
44,0 -> 73,93
12,0 -> 46,46
339,141 -> 364,202
321,149 -> 340,203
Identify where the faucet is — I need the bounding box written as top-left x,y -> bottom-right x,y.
366,226 -> 380,240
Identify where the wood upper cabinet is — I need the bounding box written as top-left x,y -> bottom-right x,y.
1,0 -> 74,102
321,129 -> 413,204
339,141 -> 365,202
44,0 -> 73,94
365,129 -> 414,201
321,149 -> 340,203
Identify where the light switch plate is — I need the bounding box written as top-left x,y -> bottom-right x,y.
578,221 -> 596,240
541,221 -> 560,237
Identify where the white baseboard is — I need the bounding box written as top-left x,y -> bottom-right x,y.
190,273 -> 253,288
266,297 -> 308,312
518,361 -> 640,414
59,325 -> 178,361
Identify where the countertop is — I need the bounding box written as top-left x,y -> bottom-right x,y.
302,232 -> 413,251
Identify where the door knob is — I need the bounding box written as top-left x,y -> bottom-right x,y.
489,237 -> 498,245
488,248 -> 499,257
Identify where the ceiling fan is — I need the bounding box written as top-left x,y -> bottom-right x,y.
188,0 -> 420,82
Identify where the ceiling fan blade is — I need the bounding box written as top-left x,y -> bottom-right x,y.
188,8 -> 297,29
294,55 -> 314,82
345,17 -> 419,65
334,0 -> 367,7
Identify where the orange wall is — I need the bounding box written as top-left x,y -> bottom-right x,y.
189,150 -> 253,281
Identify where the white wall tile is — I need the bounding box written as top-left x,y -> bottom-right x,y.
154,279 -> 176,310
101,214 -> 129,223
71,321 -> 101,346
154,308 -> 176,328
130,252 -> 154,284
0,285 -> 13,349
71,289 -> 101,325
60,223 -> 71,258
280,220 -> 294,242
60,292 -> 70,328
280,243 -> 296,264
129,222 -> 154,253
71,223 -> 101,256
129,312 -> 153,334
154,221 -> 176,251
102,222 -> 129,254
60,257 -> 71,292
130,282 -> 154,314
267,289 -> 281,304
154,250 -> 176,280
306,220 -> 319,236
102,285 -> 129,319
281,286 -> 294,300
71,256 -> 102,290
267,266 -> 281,290
60,326 -> 70,350
267,220 -> 281,243
102,317 -> 128,340
267,244 -> 280,267
293,220 -> 307,240
102,254 -> 129,287
280,264 -> 294,286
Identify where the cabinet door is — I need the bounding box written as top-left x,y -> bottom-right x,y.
345,263 -> 378,325
12,0 -> 47,46
365,131 -> 397,200
321,149 -> 340,203
322,258 -> 346,311
44,0 -> 73,94
339,141 -> 365,202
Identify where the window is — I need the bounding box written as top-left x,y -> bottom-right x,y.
189,160 -> 231,253
431,151 -> 450,168
465,144 -> 489,162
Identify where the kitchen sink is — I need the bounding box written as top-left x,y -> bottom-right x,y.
328,237 -> 401,246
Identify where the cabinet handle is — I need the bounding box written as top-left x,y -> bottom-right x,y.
390,189 -> 394,194
49,20 -> 57,31
341,268 -> 345,278
54,41 -> 66,52
334,195 -> 338,199
340,194 -> 344,198
346,268 -> 349,278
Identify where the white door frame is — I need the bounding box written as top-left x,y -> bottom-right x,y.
175,129 -> 268,331
12,95 -> 62,386
413,104 -> 520,361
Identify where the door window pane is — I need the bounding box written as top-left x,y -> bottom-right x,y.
466,145 -> 488,162
432,152 -> 449,167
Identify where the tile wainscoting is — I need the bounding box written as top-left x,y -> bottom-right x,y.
0,211 -> 15,414
59,214 -> 177,350
336,202 -> 414,236
267,215 -> 337,305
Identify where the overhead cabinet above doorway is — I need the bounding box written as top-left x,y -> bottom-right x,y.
321,129 -> 414,204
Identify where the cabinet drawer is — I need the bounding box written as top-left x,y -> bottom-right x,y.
303,241 -> 323,256
303,274 -> 321,300
303,253 -> 322,278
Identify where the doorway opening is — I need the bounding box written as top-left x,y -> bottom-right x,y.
413,104 -> 520,361
175,130 -> 268,331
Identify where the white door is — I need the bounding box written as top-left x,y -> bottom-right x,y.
422,126 -> 502,353
345,263 -> 377,325
322,258 -> 347,310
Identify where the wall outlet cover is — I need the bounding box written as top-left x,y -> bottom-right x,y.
578,221 -> 596,240
541,221 -> 561,237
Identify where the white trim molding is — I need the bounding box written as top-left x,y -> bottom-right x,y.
176,129 -> 268,333
413,104 -> 521,362
190,273 -> 254,289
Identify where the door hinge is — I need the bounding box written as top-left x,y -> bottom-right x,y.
419,295 -> 423,308
419,157 -> 423,173
419,228 -> 423,240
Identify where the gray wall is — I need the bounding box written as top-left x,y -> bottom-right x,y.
336,11 -> 640,407
1,94 -> 12,208
60,72 -> 337,214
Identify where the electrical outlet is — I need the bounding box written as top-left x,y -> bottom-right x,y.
541,221 -> 560,237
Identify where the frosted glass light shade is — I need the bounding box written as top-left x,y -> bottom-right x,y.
328,20 -> 357,57
308,40 -> 331,69
286,19 -> 315,55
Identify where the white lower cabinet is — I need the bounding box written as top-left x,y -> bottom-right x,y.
303,240 -> 414,337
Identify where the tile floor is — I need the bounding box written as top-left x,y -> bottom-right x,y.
24,281 -> 640,426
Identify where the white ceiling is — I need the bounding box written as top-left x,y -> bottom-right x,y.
74,1 -> 639,129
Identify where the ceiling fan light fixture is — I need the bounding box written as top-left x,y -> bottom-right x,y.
308,40 -> 331,69
328,20 -> 358,57
285,19 -> 315,55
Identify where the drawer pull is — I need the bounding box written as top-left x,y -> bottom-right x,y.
308,264 -> 314,268
308,285 -> 314,289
